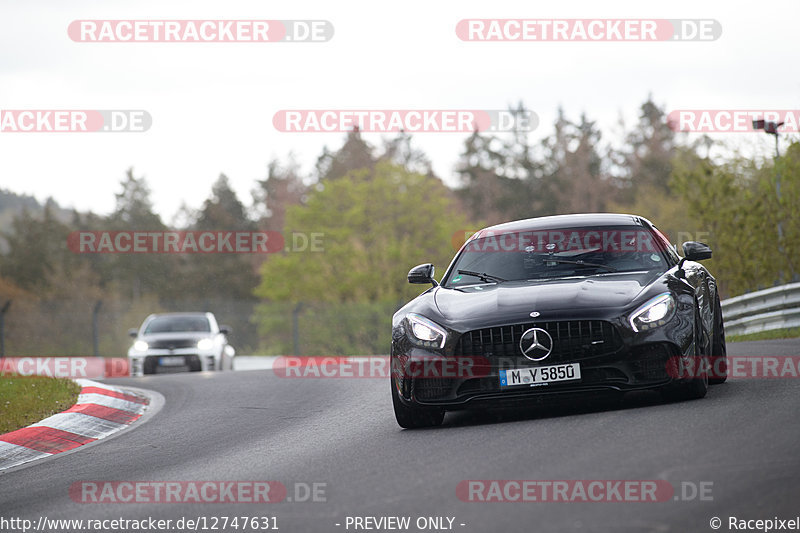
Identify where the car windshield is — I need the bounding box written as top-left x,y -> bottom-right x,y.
144,316 -> 211,334
445,225 -> 671,286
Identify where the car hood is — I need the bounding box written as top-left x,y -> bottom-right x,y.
433,271 -> 663,327
139,332 -> 214,342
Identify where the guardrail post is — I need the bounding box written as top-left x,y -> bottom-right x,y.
292,302 -> 303,356
92,300 -> 102,357
0,300 -> 10,357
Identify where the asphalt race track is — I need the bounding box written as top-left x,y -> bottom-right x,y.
2,339 -> 799,533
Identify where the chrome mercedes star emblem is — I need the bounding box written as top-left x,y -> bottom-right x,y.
519,327 -> 554,361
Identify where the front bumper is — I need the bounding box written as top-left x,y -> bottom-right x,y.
128,350 -> 221,376
392,317 -> 695,410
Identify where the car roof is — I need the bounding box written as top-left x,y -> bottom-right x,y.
146,312 -> 211,320
479,213 -> 650,234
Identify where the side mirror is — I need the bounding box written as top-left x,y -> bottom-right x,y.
408,263 -> 439,287
128,328 -> 139,338
682,241 -> 712,262
219,325 -> 232,335
678,241 -> 712,276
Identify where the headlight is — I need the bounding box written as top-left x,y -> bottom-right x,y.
406,313 -> 447,349
133,340 -> 148,352
197,338 -> 214,350
629,293 -> 676,332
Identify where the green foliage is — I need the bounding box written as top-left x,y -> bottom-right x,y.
727,326 -> 800,343
172,174 -> 260,302
608,183 -> 690,246
1,206 -> 74,292
254,162 -> 471,354
670,142 -> 800,296
0,376 -> 81,433
255,301 -> 400,355
768,142 -> 800,280
256,162 -> 469,304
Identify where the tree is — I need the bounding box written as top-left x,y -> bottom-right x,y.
670,146 -> 774,296
539,109 -> 611,214
379,131 -> 432,176
254,162 -> 472,354
315,128 -> 376,181
0,205 -> 73,291
616,96 -> 679,201
102,169 -> 171,300
110,168 -> 165,229
455,131 -> 540,224
759,141 -> 800,283
253,159 -> 307,233
173,174 -> 260,301
195,174 -> 253,231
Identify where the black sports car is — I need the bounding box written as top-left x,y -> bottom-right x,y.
391,213 -> 726,428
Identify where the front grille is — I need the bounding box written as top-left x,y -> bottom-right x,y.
629,343 -> 677,382
413,378 -> 453,401
147,339 -> 198,349
454,320 -> 622,363
143,354 -> 201,374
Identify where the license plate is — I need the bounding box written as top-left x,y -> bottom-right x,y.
159,356 -> 185,366
500,363 -> 581,387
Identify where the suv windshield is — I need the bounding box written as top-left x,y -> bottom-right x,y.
144,316 -> 211,334
445,225 -> 671,286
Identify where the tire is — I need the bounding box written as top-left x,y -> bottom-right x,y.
661,312 -> 709,401
391,376 -> 445,429
143,357 -> 157,375
709,294 -> 728,384
188,356 -> 202,372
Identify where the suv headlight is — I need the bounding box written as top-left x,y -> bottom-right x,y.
629,293 -> 676,332
133,340 -> 148,352
197,338 -> 214,350
406,313 -> 447,349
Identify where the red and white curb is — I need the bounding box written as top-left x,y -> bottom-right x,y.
0,379 -> 149,471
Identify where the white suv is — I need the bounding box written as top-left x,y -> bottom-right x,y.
127,312 -> 235,376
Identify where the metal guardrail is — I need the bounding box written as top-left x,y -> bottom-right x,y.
721,282 -> 800,337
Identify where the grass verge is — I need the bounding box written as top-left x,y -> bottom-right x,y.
727,327 -> 800,343
0,375 -> 81,434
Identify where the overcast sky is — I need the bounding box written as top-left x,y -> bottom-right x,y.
1,0 -> 798,220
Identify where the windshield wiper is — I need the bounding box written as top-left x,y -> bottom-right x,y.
457,270 -> 507,283
544,258 -> 618,272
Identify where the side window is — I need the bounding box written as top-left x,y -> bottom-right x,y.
651,226 -> 680,265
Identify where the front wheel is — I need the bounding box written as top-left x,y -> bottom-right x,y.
709,294 -> 728,384
391,376 -> 445,429
661,314 -> 709,401
662,362 -> 708,401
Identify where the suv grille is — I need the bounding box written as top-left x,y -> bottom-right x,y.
147,339 -> 198,349
454,320 -> 622,363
